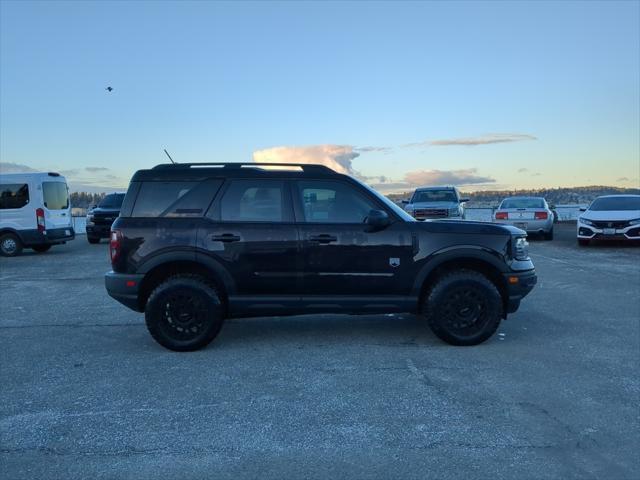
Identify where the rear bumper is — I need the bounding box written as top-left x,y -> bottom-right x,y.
504,269 -> 537,314
105,271 -> 144,312
19,227 -> 75,246
495,218 -> 553,233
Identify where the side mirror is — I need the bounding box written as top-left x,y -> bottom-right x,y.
579,207 -> 587,212
401,200 -> 409,204
365,209 -> 390,230
459,197 -> 470,203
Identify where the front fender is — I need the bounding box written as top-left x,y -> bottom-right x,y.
411,245 -> 509,296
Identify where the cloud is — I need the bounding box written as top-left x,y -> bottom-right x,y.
355,146 -> 392,154
253,145 -> 360,175
403,168 -> 496,186
617,177 -> 630,182
517,168 -> 529,173
60,169 -> 80,176
0,162 -> 39,173
85,167 -> 109,172
368,168 -> 496,193
530,172 -> 542,177
406,133 -> 537,148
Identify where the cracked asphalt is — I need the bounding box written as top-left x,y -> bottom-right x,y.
1,224 -> 638,479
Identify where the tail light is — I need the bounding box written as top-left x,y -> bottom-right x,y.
110,230 -> 122,264
495,211 -> 508,220
534,211 -> 548,220
36,208 -> 46,233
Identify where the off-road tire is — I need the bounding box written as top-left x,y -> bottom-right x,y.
544,228 -> 554,241
0,233 -> 23,257
145,275 -> 225,351
87,236 -> 100,244
422,269 -> 503,346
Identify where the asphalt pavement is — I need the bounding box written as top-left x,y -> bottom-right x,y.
1,224 -> 638,479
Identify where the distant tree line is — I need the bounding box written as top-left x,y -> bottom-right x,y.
70,192 -> 106,208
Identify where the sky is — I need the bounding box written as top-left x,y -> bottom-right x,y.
1,0 -> 639,193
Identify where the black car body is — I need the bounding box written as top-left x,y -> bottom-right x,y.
105,163 -> 537,351
86,193 -> 125,243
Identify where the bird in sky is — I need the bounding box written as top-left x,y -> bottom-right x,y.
105,86 -> 113,92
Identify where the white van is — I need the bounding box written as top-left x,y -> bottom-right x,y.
0,172 -> 75,256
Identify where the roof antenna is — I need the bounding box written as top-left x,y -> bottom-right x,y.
163,149 -> 176,164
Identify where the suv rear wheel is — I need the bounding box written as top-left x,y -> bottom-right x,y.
0,233 -> 23,257
145,275 -> 225,351
422,270 -> 503,346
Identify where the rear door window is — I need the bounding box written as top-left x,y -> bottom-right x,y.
220,180 -> 290,222
0,183 -> 29,209
132,179 -> 222,217
43,182 -> 69,210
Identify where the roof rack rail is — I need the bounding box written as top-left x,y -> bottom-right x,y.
152,162 -> 334,173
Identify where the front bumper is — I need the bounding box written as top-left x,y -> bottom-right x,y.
105,271 -> 144,312
86,223 -> 113,238
577,223 -> 640,241
504,269 -> 537,315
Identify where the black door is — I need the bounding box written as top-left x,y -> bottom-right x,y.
293,179 -> 414,297
197,179 -> 300,296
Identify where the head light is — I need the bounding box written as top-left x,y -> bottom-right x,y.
449,207 -> 461,216
579,217 -> 594,226
513,236 -> 529,260
628,218 -> 640,226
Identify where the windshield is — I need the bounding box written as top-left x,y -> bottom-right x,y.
42,181 -> 69,210
412,190 -> 457,203
501,198 -> 545,209
99,193 -> 125,209
589,196 -> 640,211
354,179 -> 416,222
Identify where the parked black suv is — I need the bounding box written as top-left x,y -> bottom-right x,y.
105,163 -> 537,351
86,193 -> 125,244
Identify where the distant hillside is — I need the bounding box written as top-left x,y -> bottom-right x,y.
386,186 -> 640,207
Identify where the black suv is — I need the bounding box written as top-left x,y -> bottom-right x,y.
86,193 -> 125,244
105,163 -> 537,351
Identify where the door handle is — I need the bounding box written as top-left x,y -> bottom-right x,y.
309,234 -> 337,244
211,233 -> 241,242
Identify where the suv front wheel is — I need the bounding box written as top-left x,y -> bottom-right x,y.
145,275 -> 225,351
422,270 -> 503,346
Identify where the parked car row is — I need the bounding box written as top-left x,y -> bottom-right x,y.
400,186 -> 640,246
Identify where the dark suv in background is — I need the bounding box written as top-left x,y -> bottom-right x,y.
86,193 -> 125,244
105,163 -> 537,351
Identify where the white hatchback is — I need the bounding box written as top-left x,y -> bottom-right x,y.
577,195 -> 640,246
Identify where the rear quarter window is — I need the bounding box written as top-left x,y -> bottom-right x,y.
131,179 -> 222,217
0,183 -> 29,209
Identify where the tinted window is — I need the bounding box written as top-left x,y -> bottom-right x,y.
43,182 -> 69,210
412,190 -> 457,203
501,198 -> 546,209
0,183 -> 29,209
590,196 -> 640,211
132,180 -> 222,217
220,180 -> 286,222
99,193 -> 125,209
297,181 -> 377,223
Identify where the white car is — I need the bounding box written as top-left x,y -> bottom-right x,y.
493,196 -> 555,240
577,195 -> 640,246
0,172 -> 75,256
